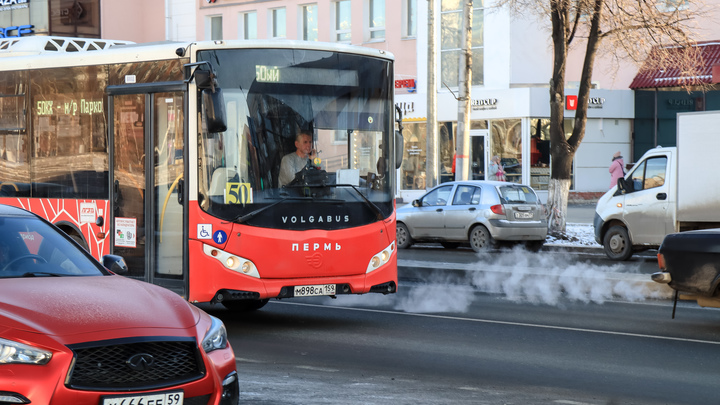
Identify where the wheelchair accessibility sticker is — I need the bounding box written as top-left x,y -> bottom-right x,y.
198,224 -> 212,240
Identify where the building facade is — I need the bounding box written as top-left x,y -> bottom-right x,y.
7,1 -> 720,203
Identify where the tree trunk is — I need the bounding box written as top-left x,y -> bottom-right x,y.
547,0 -> 570,234
547,178 -> 570,234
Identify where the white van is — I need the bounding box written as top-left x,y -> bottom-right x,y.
594,111 -> 720,260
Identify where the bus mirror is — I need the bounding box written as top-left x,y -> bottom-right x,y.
195,70 -> 213,89
202,88 -> 227,133
395,130 -> 404,170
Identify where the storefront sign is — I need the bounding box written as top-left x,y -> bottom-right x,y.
588,97 -> 605,109
395,79 -> 416,92
471,98 -> 498,111
0,24 -> 32,38
0,0 -> 28,11
566,95 -> 578,110
396,101 -> 415,115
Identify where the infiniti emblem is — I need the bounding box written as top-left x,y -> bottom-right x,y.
126,353 -> 155,371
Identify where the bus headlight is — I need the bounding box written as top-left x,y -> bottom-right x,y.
203,244 -> 260,278
366,241 -> 395,273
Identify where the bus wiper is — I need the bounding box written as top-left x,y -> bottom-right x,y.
332,183 -> 385,220
233,196 -> 313,223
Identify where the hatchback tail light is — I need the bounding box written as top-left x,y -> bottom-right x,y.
490,204 -> 505,215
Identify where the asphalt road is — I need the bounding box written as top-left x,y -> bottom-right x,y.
201,252 -> 720,404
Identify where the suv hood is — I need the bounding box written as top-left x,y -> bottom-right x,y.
0,275 -> 199,336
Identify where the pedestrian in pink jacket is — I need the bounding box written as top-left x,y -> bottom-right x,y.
609,151 -> 625,189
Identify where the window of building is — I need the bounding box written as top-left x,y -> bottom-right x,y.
209,15 -> 223,40
239,11 -> 257,40
366,0 -> 385,41
402,0 -> 417,38
529,118 -> 575,190
657,0 -> 688,12
333,1 -> 352,43
270,8 -> 287,39
440,0 -> 484,88
300,4 -> 319,41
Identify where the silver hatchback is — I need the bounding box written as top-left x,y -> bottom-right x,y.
396,181 -> 548,252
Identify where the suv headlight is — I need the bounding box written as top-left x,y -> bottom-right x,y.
0,337 -> 52,365
201,316 -> 228,353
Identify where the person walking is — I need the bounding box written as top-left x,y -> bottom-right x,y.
609,151 -> 625,189
489,155 -> 505,181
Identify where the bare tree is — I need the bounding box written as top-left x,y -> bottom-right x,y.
499,0 -> 707,235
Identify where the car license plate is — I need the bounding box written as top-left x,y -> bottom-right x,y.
294,284 -> 336,297
102,390 -> 183,405
514,212 -> 533,219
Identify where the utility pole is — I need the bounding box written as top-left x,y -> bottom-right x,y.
455,0 -> 472,181
426,0 -> 438,189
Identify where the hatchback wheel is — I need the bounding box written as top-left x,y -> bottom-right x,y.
469,225 -> 495,252
397,223 -> 413,249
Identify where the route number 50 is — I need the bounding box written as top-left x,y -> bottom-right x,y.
225,182 -> 253,204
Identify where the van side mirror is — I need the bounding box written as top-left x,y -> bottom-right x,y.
617,177 -> 633,195
202,88 -> 227,133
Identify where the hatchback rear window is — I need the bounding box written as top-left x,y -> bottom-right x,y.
498,185 -> 537,204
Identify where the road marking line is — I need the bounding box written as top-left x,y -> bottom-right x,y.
272,301 -> 720,346
295,365 -> 339,372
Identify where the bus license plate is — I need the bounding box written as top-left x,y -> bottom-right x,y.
294,284 -> 336,297
102,390 -> 183,405
514,212 -> 533,219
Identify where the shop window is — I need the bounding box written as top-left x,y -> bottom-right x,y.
529,118 -> 575,190
401,122 -> 427,190
490,119 -> 522,184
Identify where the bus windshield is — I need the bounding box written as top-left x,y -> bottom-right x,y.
197,48 -> 394,229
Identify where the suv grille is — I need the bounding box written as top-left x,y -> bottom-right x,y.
67,337 -> 205,390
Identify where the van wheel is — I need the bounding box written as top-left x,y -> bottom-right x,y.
603,225 -> 633,261
469,225 -> 496,252
397,223 -> 413,249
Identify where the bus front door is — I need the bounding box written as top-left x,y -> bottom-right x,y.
110,90 -> 187,297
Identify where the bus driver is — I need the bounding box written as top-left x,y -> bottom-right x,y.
279,131 -> 318,187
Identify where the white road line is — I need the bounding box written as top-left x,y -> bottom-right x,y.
271,301 -> 720,346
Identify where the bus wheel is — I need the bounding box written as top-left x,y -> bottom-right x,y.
221,299 -> 269,311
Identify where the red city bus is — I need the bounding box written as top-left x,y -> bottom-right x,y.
0,37 -> 400,310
